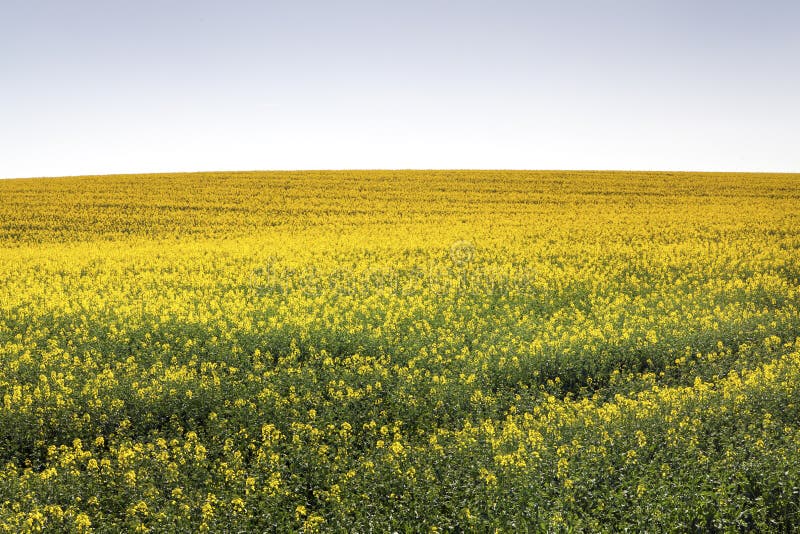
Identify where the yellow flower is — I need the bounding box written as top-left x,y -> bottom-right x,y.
74,513 -> 92,532
635,430 -> 647,448
479,467 -> 497,486
557,457 -> 569,479
129,501 -> 148,516
231,498 -> 245,513
302,514 -> 326,532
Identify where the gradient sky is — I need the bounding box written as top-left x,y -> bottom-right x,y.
1,0 -> 798,178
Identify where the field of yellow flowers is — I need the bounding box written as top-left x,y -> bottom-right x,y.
1,170 -> 799,531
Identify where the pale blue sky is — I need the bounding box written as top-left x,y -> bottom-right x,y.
1,0 -> 798,178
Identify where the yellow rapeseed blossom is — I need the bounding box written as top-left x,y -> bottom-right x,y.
0,170 -> 798,531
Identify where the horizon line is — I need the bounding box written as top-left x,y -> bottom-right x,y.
3,168 -> 800,181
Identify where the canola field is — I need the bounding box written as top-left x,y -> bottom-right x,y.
1,170 -> 799,532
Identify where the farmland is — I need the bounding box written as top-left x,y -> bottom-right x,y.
1,170 -> 799,531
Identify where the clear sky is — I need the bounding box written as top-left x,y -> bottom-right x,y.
1,0 -> 798,178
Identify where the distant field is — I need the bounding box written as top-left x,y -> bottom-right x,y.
1,170 -> 799,531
